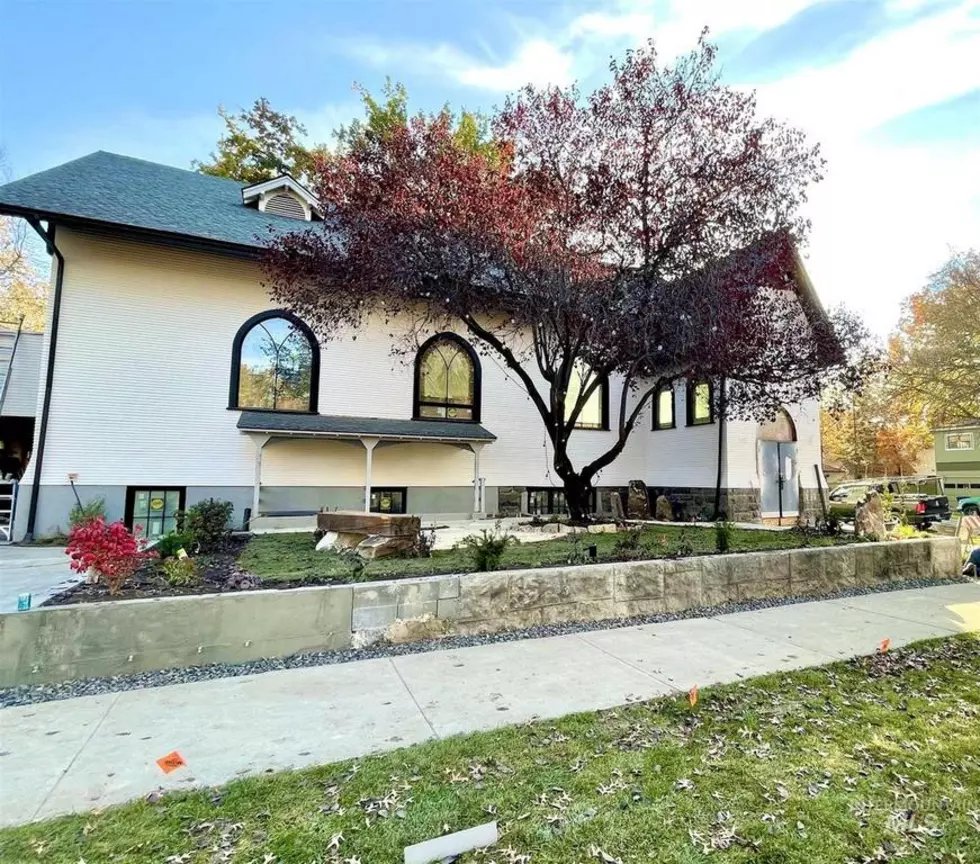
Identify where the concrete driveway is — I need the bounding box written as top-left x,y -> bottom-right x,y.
0,546 -> 82,613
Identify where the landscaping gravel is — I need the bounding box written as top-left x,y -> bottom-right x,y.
0,575 -> 970,709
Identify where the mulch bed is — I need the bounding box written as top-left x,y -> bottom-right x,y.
39,535 -> 315,607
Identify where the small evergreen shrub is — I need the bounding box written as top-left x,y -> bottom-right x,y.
69,497 -> 107,530
181,498 -> 234,553
714,520 -> 734,553
461,524 -> 516,571
155,531 -> 194,559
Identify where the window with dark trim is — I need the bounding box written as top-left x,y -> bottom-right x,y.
370,487 -> 407,514
686,380 -> 714,426
414,333 -> 481,422
652,385 -> 675,430
565,364 -> 609,430
125,486 -> 186,540
526,487 -> 598,516
229,310 -> 320,413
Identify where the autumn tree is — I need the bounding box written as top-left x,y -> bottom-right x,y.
193,98 -> 326,184
890,250 -> 980,426
0,216 -> 47,332
266,35 -> 871,521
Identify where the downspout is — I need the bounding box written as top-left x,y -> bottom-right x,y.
712,377 -> 727,520
23,218 -> 64,540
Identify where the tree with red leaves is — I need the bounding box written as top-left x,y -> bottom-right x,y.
266,34 -> 873,521
65,517 -> 157,595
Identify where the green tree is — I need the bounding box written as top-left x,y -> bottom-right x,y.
890,250 -> 980,426
193,98 -> 326,184
334,79 -> 500,161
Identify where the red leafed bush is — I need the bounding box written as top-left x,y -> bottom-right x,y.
65,517 -> 157,595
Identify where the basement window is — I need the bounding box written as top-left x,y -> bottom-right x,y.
126,487 -> 185,540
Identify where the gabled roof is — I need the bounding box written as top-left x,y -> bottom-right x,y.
0,151 -> 319,257
241,174 -> 321,216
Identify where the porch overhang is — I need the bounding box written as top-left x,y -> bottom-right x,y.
236,410 -> 496,444
237,411 -> 494,519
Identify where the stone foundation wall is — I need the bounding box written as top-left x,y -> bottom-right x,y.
0,537 -> 959,687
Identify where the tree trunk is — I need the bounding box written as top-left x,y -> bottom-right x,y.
563,474 -> 595,524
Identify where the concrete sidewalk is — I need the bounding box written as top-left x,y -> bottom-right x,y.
0,546 -> 81,614
1,582 -> 977,827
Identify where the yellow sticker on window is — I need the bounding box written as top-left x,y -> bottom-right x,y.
150,497 -> 165,511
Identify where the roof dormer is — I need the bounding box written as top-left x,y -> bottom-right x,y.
241,174 -> 322,221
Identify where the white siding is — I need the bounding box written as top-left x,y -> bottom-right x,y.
0,330 -> 42,417
21,230 -> 821,498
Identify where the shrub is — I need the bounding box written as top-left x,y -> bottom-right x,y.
155,531 -> 195,559
411,526 -> 437,558
673,529 -> 696,558
69,496 -> 106,530
181,498 -> 234,553
461,524 -> 516,571
65,517 -> 156,595
337,547 -> 367,580
714,520 -> 734,553
162,556 -> 197,587
613,526 -> 644,556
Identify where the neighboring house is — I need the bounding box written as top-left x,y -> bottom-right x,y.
0,152 -> 826,540
0,323 -> 42,480
934,423 -> 980,506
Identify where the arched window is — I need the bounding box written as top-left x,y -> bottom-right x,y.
229,310 -> 319,412
758,408 -> 797,442
414,333 -> 480,422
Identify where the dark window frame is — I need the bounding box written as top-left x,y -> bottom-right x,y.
228,309 -> 320,414
369,487 -> 408,515
125,486 -> 186,537
526,486 -> 598,516
413,332 -> 482,423
652,384 -> 676,431
568,369 -> 610,431
686,380 -> 715,427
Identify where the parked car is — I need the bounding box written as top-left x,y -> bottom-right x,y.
828,476 -> 951,528
956,495 -> 980,516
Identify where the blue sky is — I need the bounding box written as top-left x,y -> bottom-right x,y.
1,0 -> 978,334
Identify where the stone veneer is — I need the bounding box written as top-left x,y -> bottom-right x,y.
0,537 -> 960,687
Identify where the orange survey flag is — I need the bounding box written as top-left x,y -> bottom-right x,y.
688,685 -> 699,708
156,751 -> 187,774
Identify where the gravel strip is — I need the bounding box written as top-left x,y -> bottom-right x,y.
1,576 -> 970,709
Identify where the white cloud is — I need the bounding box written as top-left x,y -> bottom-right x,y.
342,36 -> 574,91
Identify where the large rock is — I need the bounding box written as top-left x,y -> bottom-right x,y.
626,480 -> 651,519
654,495 -> 673,522
316,510 -> 421,559
855,491 -> 886,539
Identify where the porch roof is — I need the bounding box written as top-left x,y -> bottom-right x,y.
237,410 -> 496,443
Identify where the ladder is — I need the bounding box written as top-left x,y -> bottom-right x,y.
0,478 -> 15,544
0,316 -> 25,415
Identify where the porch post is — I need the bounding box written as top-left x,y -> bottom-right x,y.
471,443 -> 485,516
361,437 -> 379,513
251,434 -> 272,520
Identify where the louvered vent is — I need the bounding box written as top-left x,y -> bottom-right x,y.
264,193 -> 307,220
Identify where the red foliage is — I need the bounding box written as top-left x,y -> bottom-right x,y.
65,517 -> 157,595
265,34 -> 875,520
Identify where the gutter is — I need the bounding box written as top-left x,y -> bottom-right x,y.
23,218 -> 64,540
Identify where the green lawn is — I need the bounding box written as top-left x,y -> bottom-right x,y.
239,524 -> 849,583
3,635 -> 977,863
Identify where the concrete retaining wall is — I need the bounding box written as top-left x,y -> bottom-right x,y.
0,537 -> 960,687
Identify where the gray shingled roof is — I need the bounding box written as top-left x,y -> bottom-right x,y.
237,411 -> 496,442
0,151 -> 317,252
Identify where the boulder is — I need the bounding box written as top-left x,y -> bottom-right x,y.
654,495 -> 673,522
626,480 -> 651,519
356,534 -> 418,560
855,491 -> 886,539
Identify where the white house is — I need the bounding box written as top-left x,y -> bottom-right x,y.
0,152 -> 824,541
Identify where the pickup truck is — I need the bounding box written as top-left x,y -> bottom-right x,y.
828,477 -> 951,529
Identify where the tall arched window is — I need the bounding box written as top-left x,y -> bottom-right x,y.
414,333 -> 480,422
229,310 -> 319,412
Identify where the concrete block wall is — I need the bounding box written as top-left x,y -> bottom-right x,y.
0,538 -> 960,686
